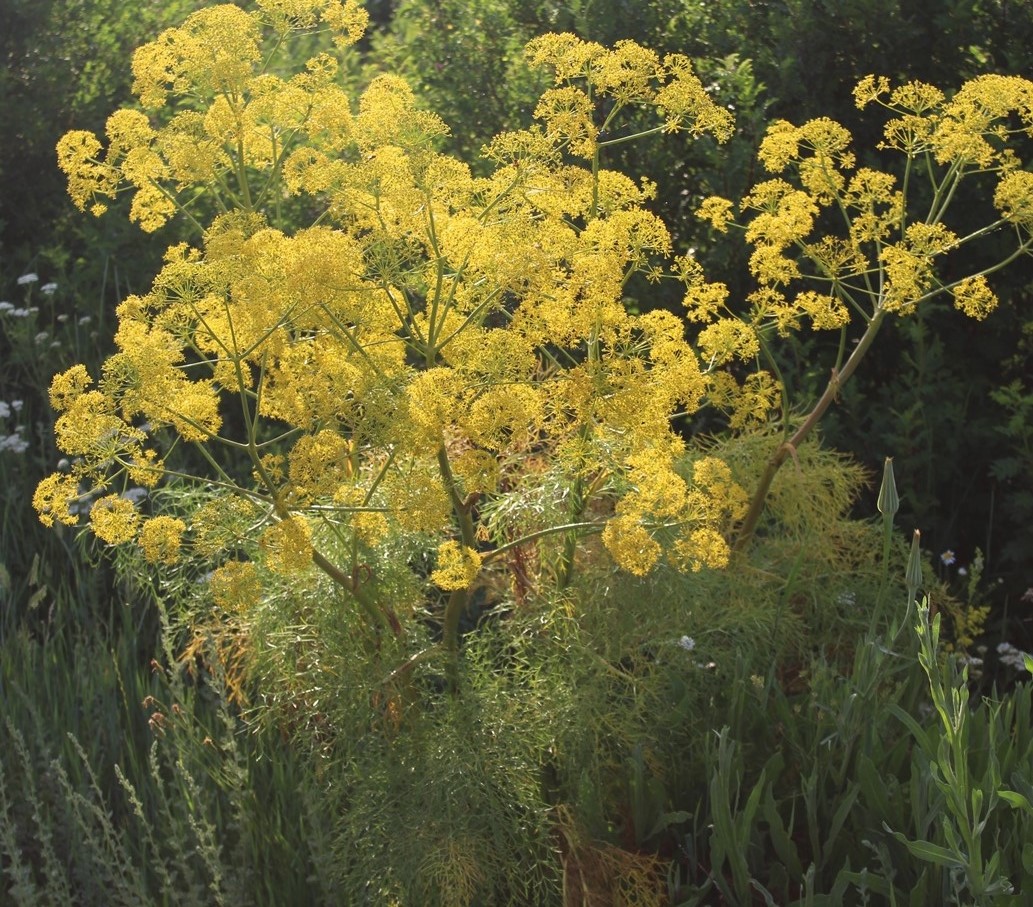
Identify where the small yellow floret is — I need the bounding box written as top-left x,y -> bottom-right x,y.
602,514 -> 661,577
952,275 -> 998,320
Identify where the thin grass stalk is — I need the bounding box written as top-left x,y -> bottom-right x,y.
6,718 -> 73,904
0,751 -> 41,905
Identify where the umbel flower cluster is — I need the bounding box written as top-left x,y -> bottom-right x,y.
35,0 -> 1033,642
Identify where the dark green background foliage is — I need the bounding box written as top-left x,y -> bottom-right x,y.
0,0 -> 197,260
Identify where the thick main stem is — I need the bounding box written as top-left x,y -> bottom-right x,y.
733,304 -> 889,552
437,446 -> 478,691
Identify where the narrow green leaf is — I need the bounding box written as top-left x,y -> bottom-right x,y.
762,787 -> 802,879
836,869 -> 893,898
858,754 -> 892,820
887,828 -> 963,869
749,879 -> 778,906
888,703 -> 936,757
970,786 -> 984,821
997,789 -> 1033,812
825,783 -> 860,859
1022,841 -> 1033,876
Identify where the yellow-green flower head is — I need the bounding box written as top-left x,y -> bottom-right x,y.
743,180 -> 819,251
464,385 -> 545,453
383,466 -> 452,534
132,6 -> 262,109
602,513 -> 661,576
697,196 -> 735,233
725,371 -> 782,430
995,171 -> 1033,231
671,527 -> 731,572
593,40 -> 660,104
853,75 -> 891,109
251,0 -> 369,44
260,516 -> 313,575
933,74 -> 1033,168
49,364 -> 93,413
139,516 -> 186,565
431,541 -> 483,591
89,494 -> 140,545
33,473 -> 82,528
952,275 -> 998,320
525,33 -> 606,82
209,560 -> 261,612
795,290 -> 850,331
288,430 -> 353,505
534,87 -> 598,158
55,131 -> 119,216
655,54 -> 734,140
698,318 -> 760,366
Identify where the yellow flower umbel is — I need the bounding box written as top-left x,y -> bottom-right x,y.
139,516 -> 187,565
260,517 -> 313,576
602,452 -> 746,577
431,542 -> 483,591
209,561 -> 262,612
33,474 -> 82,528
89,495 -> 140,545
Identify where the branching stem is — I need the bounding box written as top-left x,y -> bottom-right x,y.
733,302 -> 889,551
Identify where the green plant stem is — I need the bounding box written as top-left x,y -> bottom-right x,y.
878,515 -> 894,605
734,303 -> 889,552
437,446 -> 478,691
556,475 -> 587,593
482,520 -> 602,565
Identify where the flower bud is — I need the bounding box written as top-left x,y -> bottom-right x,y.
905,529 -> 923,599
877,456 -> 899,517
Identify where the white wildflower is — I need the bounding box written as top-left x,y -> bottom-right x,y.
997,641 -> 1032,672
16,273 -> 39,285
0,433 -> 29,454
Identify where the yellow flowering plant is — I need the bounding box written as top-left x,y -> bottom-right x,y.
37,3 -> 749,681
34,1 -> 1033,692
